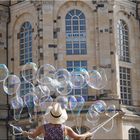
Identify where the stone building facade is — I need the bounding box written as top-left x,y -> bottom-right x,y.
0,0 -> 140,139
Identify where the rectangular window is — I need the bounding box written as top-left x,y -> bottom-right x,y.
119,67 -> 132,105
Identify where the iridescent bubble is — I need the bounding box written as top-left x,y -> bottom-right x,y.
21,62 -> 38,83
106,104 -> 116,117
50,78 -> 62,89
67,95 -> 77,110
91,100 -> 107,113
74,95 -> 85,114
55,68 -> 71,82
56,81 -> 72,96
70,72 -> 85,89
73,67 -> 89,87
34,85 -> 45,100
24,92 -> 38,122
86,109 -> 100,124
3,75 -> 21,95
11,96 -> 23,121
0,64 -> 9,82
11,96 -> 23,109
102,105 -> 116,132
39,96 -> 53,115
24,92 -> 38,107
36,64 -> 56,85
73,95 -> 85,134
97,68 -> 108,89
55,96 -> 68,109
39,85 -> 50,96
87,70 -> 102,90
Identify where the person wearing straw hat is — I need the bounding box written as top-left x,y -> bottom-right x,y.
22,102 -> 92,140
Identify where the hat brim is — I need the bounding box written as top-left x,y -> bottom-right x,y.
46,107 -> 68,124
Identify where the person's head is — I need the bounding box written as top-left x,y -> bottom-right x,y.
47,102 -> 68,124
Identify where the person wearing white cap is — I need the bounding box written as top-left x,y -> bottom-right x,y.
22,102 -> 92,140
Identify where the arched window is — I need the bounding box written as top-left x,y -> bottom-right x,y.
20,21 -> 32,65
117,20 -> 130,62
65,9 -> 87,55
129,128 -> 140,140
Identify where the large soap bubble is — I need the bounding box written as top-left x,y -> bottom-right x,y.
102,105 -> 116,133
73,95 -> 85,115
56,81 -> 72,96
106,104 -> 116,117
3,75 -> 21,95
39,95 -> 53,115
90,100 -> 107,113
87,70 -> 102,90
21,62 -> 38,83
70,72 -> 85,89
24,92 -> 38,122
39,85 -> 50,96
55,68 -> 71,83
0,64 -> 9,82
11,96 -> 23,121
71,67 -> 89,89
67,95 -> 77,110
86,109 -> 100,125
97,68 -> 108,89
34,85 -> 46,101
36,64 -> 56,85
55,95 -> 68,109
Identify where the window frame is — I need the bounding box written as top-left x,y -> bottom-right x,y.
65,9 -> 87,55
19,22 -> 32,65
117,19 -> 130,62
119,67 -> 132,105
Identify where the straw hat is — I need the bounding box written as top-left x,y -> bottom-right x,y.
46,103 -> 68,124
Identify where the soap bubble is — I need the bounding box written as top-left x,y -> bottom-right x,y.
39,96 -> 53,115
39,85 -> 50,96
102,104 -> 116,132
86,109 -> 100,124
87,70 -> 102,90
55,68 -> 71,82
72,67 -> 89,88
0,64 -> 9,82
3,75 -> 21,95
11,96 -> 23,109
90,100 -> 107,113
21,62 -> 38,83
97,68 -> 108,89
34,85 -> 46,100
74,95 -> 85,115
55,96 -> 68,109
11,96 -> 23,121
67,95 -> 77,110
106,104 -> 116,117
36,64 -> 56,85
70,72 -> 85,89
56,81 -> 72,96
24,92 -> 38,122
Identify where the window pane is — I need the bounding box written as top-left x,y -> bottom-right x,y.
65,9 -> 87,55
119,67 -> 132,105
117,20 -> 130,62
20,22 -> 32,65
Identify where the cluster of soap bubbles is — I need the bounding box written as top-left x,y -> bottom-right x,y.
0,63 -> 117,135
